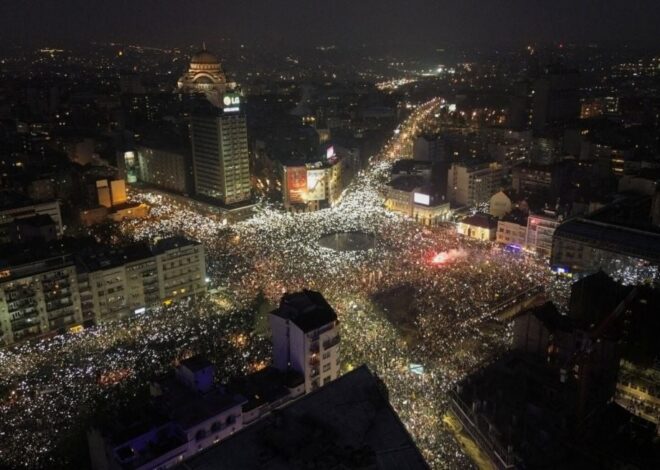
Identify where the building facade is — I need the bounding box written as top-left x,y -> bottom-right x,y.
527,211 -> 563,258
269,290 -> 340,393
0,254 -> 82,345
448,162 -> 505,207
137,145 -> 191,194
0,237 -> 206,346
190,104 -> 251,205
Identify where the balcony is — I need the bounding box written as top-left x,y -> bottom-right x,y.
310,368 -> 320,378
309,341 -> 319,354
322,334 -> 340,350
46,298 -> 72,313
309,356 -> 320,367
48,306 -> 76,321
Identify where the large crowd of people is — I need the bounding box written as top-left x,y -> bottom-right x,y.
0,99 -> 567,469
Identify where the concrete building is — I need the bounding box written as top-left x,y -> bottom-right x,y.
282,157 -> 352,212
190,103 -> 251,205
0,237 -> 206,346
448,162 -> 505,207
458,213 -> 499,241
530,67 -> 581,133
88,356 -> 246,470
88,292 -> 353,470
496,210 -> 529,248
0,252 -> 82,345
527,210 -> 563,258
551,195 -> 660,274
385,179 -> 451,226
182,366 -> 429,470
269,290 -> 340,393
136,145 -> 191,194
0,199 -> 63,240
153,237 -> 207,304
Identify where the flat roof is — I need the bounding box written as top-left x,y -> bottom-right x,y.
271,290 -> 338,333
555,218 -> 660,262
179,365 -> 429,470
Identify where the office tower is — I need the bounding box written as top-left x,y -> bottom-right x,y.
531,66 -> 580,132
190,101 -> 251,205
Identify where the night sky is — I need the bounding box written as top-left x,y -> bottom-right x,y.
2,0 -> 659,49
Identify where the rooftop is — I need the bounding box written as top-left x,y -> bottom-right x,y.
272,290 -> 338,333
76,242 -> 153,272
461,213 -> 498,229
153,374 -> 246,430
179,365 -> 429,470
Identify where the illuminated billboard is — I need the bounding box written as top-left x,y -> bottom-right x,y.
222,94 -> 241,113
306,169 -> 326,201
123,151 -> 138,183
326,146 -> 335,160
413,192 -> 430,206
286,166 -> 307,204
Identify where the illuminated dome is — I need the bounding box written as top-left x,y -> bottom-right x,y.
191,49 -> 219,66
177,42 -> 236,107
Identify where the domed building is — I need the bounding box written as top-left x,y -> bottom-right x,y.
177,44 -> 235,106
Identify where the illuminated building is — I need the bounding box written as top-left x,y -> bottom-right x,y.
0,252 -> 82,346
448,162 -> 505,207
385,180 -> 451,226
269,290 -> 340,393
489,191 -> 512,218
136,145 -> 192,194
177,45 -> 235,107
457,213 -> 498,241
551,195 -> 660,274
190,100 -> 251,205
80,179 -> 149,227
526,210 -> 563,259
78,237 -> 206,323
496,210 -> 528,248
153,237 -> 206,304
281,154 -> 351,212
0,237 -> 207,346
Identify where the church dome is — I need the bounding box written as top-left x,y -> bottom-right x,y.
191,49 -> 219,66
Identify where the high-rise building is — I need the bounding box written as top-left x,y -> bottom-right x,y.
269,290 -> 340,393
530,67 -> 580,133
190,102 -> 251,205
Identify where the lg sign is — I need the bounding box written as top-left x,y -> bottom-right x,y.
223,95 -> 241,106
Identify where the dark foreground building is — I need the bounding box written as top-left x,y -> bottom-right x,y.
179,365 -> 429,470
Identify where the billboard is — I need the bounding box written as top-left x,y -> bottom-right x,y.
222,94 -> 241,113
413,192 -> 430,206
306,169 -> 326,201
123,151 -> 138,183
286,166 -> 307,204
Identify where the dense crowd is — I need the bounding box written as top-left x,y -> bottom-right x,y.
0,99 -> 565,469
